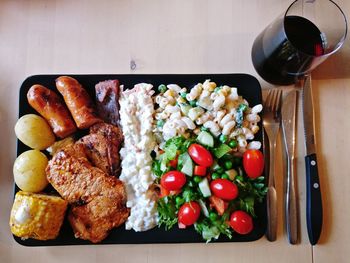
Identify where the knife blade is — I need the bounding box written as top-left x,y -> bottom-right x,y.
302,76 -> 323,245
281,89 -> 299,244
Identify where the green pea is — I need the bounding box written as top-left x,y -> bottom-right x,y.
200,126 -> 209,132
158,84 -> 167,93
219,134 -> 228,143
189,100 -> 197,107
228,140 -> 238,148
221,174 -> 229,180
181,92 -> 187,98
224,160 -> 233,170
209,212 -> 218,221
194,176 -> 202,183
157,119 -> 165,128
175,196 -> 184,205
212,172 -> 220,180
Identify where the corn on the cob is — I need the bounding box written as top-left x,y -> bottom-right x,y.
9,191 -> 68,240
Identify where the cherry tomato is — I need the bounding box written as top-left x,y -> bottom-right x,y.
210,179 -> 238,201
194,165 -> 206,176
188,144 -> 213,167
229,210 -> 253,235
243,149 -> 264,179
160,171 -> 186,191
178,201 -> 201,226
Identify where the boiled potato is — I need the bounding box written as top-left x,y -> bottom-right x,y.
13,150 -> 49,192
15,114 -> 55,150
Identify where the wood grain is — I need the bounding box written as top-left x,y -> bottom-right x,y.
0,0 -> 348,262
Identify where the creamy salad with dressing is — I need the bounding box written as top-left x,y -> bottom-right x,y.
119,83 -> 158,231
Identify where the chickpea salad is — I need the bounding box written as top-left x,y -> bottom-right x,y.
152,80 -> 267,242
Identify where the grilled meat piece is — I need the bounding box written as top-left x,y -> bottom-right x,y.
46,143 -> 129,243
69,194 -> 129,243
95,80 -> 120,126
77,123 -> 123,177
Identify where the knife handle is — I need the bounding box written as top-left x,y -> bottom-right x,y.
305,153 -> 323,245
286,156 -> 299,244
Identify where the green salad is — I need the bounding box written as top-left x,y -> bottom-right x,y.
152,131 -> 267,242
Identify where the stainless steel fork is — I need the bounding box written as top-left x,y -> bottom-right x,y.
263,88 -> 283,241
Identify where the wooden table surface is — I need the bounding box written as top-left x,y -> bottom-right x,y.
0,1 -> 349,262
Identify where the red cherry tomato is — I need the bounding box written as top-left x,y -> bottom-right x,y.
210,179 -> 239,201
188,144 -> 213,167
160,171 -> 186,191
194,165 -> 206,176
229,210 -> 253,235
178,201 -> 201,226
243,149 -> 265,179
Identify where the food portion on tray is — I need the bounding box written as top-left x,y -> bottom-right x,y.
10,76 -> 266,244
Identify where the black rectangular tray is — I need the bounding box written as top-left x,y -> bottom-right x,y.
15,73 -> 266,246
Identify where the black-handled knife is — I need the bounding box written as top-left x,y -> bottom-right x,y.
302,76 -> 323,245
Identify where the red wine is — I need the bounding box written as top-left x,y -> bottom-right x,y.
252,16 -> 325,85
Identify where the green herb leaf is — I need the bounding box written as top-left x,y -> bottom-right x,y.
152,160 -> 163,178
157,196 -> 178,230
235,103 -> 248,128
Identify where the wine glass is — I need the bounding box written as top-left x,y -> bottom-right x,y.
251,0 -> 347,85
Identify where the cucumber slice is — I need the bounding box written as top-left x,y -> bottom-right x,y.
213,144 -> 232,158
197,131 -> 214,147
198,178 -> 211,197
198,199 -> 209,218
180,152 -> 193,176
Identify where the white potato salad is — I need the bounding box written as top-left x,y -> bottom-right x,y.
119,83 -> 158,232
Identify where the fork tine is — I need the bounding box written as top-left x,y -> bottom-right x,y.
270,88 -> 283,117
272,89 -> 279,113
276,89 -> 283,113
265,89 -> 273,110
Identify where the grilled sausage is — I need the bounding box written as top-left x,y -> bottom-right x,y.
27,84 -> 77,138
55,76 -> 102,129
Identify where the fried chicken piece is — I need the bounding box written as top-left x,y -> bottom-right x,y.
46,144 -> 129,243
77,123 -> 123,177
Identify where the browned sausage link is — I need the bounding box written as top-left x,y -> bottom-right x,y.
27,84 -> 77,138
55,76 -> 102,129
